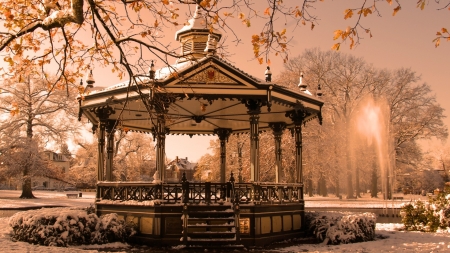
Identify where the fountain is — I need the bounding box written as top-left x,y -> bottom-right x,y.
354,96 -> 393,200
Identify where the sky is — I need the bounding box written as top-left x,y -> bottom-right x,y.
4,0 -> 445,162
149,1 -> 450,162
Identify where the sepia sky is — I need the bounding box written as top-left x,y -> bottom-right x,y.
154,1 -> 450,162
93,0 -> 449,162
3,1 -> 447,162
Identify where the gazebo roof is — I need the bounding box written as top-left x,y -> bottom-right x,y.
79,55 -> 323,136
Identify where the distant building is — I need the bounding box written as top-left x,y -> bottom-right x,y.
32,151 -> 72,190
166,156 -> 197,182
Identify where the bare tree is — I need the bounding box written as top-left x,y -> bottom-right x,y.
113,131 -> 156,181
277,48 -> 447,198
0,72 -> 80,198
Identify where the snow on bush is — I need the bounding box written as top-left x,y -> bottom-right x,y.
401,183 -> 450,232
306,211 -> 376,245
8,207 -> 136,247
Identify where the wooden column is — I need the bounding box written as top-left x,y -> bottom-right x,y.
243,99 -> 264,182
269,122 -> 286,183
92,106 -> 115,182
286,110 -> 311,184
154,113 -> 168,183
105,120 -> 116,181
97,122 -> 105,181
214,128 -> 232,183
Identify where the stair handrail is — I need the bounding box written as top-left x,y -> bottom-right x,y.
229,172 -> 240,242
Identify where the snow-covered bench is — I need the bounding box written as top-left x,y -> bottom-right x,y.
66,193 -> 78,198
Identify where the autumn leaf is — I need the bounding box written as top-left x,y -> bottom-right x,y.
386,0 -> 392,5
331,43 -> 340,51
311,23 -> 315,30
433,37 -> 440,47
239,13 -> 245,19
264,7 -> 271,16
344,9 -> 353,20
393,6 -> 401,16
258,57 -> 264,64
267,59 -> 271,65
333,30 -> 342,40
154,20 -> 159,27
417,0 -> 426,10
442,28 -> 448,34
161,0 -> 169,4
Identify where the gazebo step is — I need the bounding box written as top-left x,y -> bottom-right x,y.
189,216 -> 234,221
187,224 -> 234,228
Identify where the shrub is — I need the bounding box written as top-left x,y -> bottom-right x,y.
8,207 -> 136,247
401,183 -> 450,232
306,211 -> 376,245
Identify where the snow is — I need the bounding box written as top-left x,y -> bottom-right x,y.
1,190 -> 449,252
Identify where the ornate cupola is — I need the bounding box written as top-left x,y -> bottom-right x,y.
175,4 -> 222,62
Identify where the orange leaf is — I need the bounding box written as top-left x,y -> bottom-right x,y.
386,0 -> 392,5
331,43 -> 340,51
442,28 -> 448,33
264,7 -> 271,16
393,6 -> 401,16
333,30 -> 342,40
344,9 -> 353,19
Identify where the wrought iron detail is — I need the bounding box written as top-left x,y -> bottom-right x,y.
96,182 -> 303,205
242,99 -> 266,115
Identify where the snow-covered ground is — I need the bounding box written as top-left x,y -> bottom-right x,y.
0,190 -> 449,252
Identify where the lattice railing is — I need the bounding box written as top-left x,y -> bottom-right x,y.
96,181 -> 303,204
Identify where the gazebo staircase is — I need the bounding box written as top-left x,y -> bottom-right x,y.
181,203 -> 243,248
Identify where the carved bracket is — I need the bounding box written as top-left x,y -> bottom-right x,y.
214,128 -> 233,141
242,99 -> 266,115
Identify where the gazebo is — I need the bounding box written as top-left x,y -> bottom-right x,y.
78,5 -> 323,247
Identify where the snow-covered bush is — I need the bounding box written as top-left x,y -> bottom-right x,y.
306,211 -> 376,245
8,207 -> 136,247
401,183 -> 450,232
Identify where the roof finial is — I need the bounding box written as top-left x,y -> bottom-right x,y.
149,60 -> 155,80
86,70 -> 95,88
265,66 -> 272,82
298,72 -> 307,91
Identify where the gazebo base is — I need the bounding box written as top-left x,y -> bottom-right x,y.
96,202 -> 305,247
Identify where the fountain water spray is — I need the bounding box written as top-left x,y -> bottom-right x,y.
354,96 -> 392,199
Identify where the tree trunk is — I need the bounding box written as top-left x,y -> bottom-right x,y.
307,178 -> 313,197
20,119 -> 36,199
371,161 -> 378,198
355,166 -> 361,198
345,123 -> 354,199
346,151 -> 354,199
335,176 -> 340,198
19,168 -> 35,199
319,177 -> 328,197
